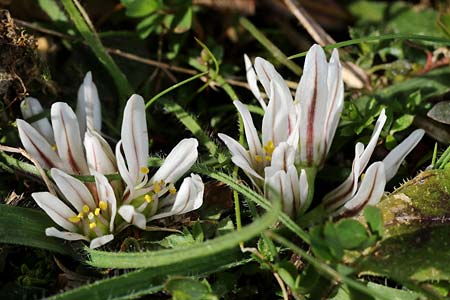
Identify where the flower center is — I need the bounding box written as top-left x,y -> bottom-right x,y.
255,140 -> 274,163
68,201 -> 109,236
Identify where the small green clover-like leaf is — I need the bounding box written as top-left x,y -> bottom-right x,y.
124,0 -> 160,17
336,219 -> 368,250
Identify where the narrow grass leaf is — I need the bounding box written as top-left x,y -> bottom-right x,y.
0,204 -> 73,255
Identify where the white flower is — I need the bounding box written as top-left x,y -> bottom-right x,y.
115,95 -> 204,229
323,109 -> 425,216
32,168 -> 117,249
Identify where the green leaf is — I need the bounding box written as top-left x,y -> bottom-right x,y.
49,250 -> 248,300
165,277 -> 216,300
389,114 -> 414,135
87,199 -> 280,268
172,6 -> 192,33
363,206 -> 383,237
37,0 -> 68,22
438,13 -> 450,38
360,169 -> 450,281
335,219 -> 368,250
125,0 -> 160,17
0,204 -> 72,255
331,282 -> 421,300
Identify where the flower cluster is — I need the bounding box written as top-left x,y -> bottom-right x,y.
17,73 -> 204,248
219,45 -> 424,218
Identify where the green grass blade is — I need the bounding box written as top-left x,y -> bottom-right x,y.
60,0 -> 133,100
160,99 -> 221,159
240,17 -> 302,75
87,198 -> 280,268
0,204 -> 73,255
49,250 -> 248,300
288,33 -> 450,59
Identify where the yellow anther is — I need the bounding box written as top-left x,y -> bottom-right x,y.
89,222 -> 97,229
160,179 -> 165,186
77,212 -> 84,218
153,182 -> 161,193
88,212 -> 94,220
265,156 -> 272,162
95,208 -> 101,216
169,184 -> 177,195
51,144 -> 57,151
255,155 -> 263,163
82,205 -> 90,213
68,216 -> 81,223
263,141 -> 275,155
144,194 -> 152,203
99,201 -> 108,210
140,166 -> 149,174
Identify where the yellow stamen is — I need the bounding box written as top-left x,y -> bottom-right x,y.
263,141 -> 275,155
265,156 -> 272,161
255,155 -> 263,163
89,222 -> 96,229
153,182 -> 161,193
140,166 -> 149,174
68,216 -> 81,223
169,184 -> 177,195
160,179 -> 165,186
82,205 -> 90,213
94,208 -> 101,216
77,212 -> 84,218
144,194 -> 152,203
99,201 -> 108,210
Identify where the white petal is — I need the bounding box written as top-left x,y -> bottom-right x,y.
45,227 -> 88,241
51,102 -> 89,175
149,174 -> 204,220
299,168 -> 309,208
84,130 -> 117,174
118,205 -> 146,229
262,80 -> 289,146
338,162 -> 386,216
115,141 -> 135,190
358,109 -> 387,172
297,44 -> 329,166
121,94 -> 149,185
16,119 -> 63,169
232,155 -> 263,180
20,97 -> 54,144
383,129 -> 425,181
244,54 -> 266,110
152,138 -> 198,183
76,71 -> 101,134
89,234 -> 114,249
323,49 -> 344,158
51,168 -> 96,212
269,142 -> 295,172
93,171 -> 117,231
287,166 -> 301,216
265,170 -> 294,217
234,100 -> 263,161
32,192 -> 78,232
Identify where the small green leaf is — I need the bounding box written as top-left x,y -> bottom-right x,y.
165,277 -> 216,300
336,219 -> 368,250
323,222 -> 344,259
363,206 -> 383,237
125,0 -> 160,17
389,114 -> 414,135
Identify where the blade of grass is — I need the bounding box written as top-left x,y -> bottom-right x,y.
50,250 -> 249,300
60,0 -> 133,101
0,204 -> 73,255
288,34 -> 450,59
239,17 -> 302,75
87,197 -> 280,268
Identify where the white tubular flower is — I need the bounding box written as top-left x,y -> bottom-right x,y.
20,97 -> 54,144
32,168 -> 117,249
296,44 -> 344,168
115,95 -> 204,229
76,71 -> 101,134
264,142 -> 308,217
323,117 -> 425,216
17,102 -> 89,175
